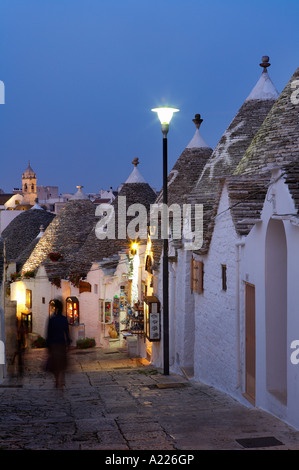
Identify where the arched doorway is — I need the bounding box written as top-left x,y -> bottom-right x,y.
265,218 -> 287,405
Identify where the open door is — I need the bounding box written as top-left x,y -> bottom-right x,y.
245,283 -> 256,405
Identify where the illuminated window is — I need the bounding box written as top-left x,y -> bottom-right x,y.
25,289 -> 32,309
66,296 -> 80,325
21,312 -> 32,333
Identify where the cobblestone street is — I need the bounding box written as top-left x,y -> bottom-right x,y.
1,347 -> 299,452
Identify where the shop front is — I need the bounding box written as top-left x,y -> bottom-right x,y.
99,285 -> 131,348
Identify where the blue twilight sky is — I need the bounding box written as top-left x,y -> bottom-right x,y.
0,0 -> 298,194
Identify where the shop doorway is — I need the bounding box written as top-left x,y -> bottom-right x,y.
245,282 -> 256,405
265,218 -> 287,405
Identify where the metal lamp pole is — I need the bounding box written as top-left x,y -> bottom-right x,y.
151,107 -> 179,375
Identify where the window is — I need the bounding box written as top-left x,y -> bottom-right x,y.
222,265 -> 227,291
191,258 -> 204,294
25,289 -> 32,309
94,284 -> 98,294
66,297 -> 79,325
21,312 -> 32,333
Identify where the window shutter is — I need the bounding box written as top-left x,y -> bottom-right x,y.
222,265 -> 227,291
191,258 -> 204,294
79,281 -> 92,293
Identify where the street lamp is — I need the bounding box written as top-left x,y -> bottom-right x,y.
151,106 -> 179,375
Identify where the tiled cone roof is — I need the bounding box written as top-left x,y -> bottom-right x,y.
16,226 -> 45,271
21,197 -> 96,281
152,115 -> 213,268
188,58 -> 278,254
226,161 -> 299,238
226,172 -> 271,236
282,162 -> 299,213
0,208 -> 55,282
224,66 -> 299,236
1,209 -> 55,262
69,161 -> 157,279
156,114 -> 213,207
235,66 -> 299,175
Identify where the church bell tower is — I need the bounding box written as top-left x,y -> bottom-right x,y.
22,162 -> 37,206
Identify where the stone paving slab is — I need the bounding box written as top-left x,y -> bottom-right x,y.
0,347 -> 299,452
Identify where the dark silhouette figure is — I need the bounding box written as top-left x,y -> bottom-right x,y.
46,299 -> 71,390
12,318 -> 28,380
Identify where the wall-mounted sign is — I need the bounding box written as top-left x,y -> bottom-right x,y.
144,296 -> 161,342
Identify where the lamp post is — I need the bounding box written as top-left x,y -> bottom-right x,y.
151,106 -> 179,375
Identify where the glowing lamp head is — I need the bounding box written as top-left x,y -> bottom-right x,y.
152,107 -> 179,125
152,107 -> 179,136
131,241 -> 138,255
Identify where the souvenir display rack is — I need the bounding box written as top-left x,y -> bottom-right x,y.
129,301 -> 145,335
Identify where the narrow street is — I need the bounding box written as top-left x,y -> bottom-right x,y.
0,346 -> 299,452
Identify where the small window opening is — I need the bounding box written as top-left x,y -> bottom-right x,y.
222,265 -> 227,291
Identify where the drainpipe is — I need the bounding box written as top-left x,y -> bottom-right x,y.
101,280 -> 108,347
236,240 -> 245,389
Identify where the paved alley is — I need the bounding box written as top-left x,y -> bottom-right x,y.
0,347 -> 299,452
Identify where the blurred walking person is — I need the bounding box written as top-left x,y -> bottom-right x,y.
11,317 -> 28,380
46,299 -> 71,390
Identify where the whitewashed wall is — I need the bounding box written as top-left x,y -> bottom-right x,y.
150,185 -> 241,386
192,184 -> 240,394
10,265 -> 62,340
241,171 -> 299,429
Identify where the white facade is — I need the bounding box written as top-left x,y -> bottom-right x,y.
9,244 -> 152,352
192,185 -> 240,394
10,266 -> 62,341
148,185 -> 242,391
239,170 -> 299,429
147,170 -> 299,430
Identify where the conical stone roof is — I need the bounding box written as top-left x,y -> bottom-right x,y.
0,208 -> 55,282
188,58 -> 279,254
224,66 -> 299,236
151,114 -> 213,268
1,209 -> 55,263
156,114 -> 213,207
21,196 -> 96,281
68,161 -> 157,279
235,66 -> 299,175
